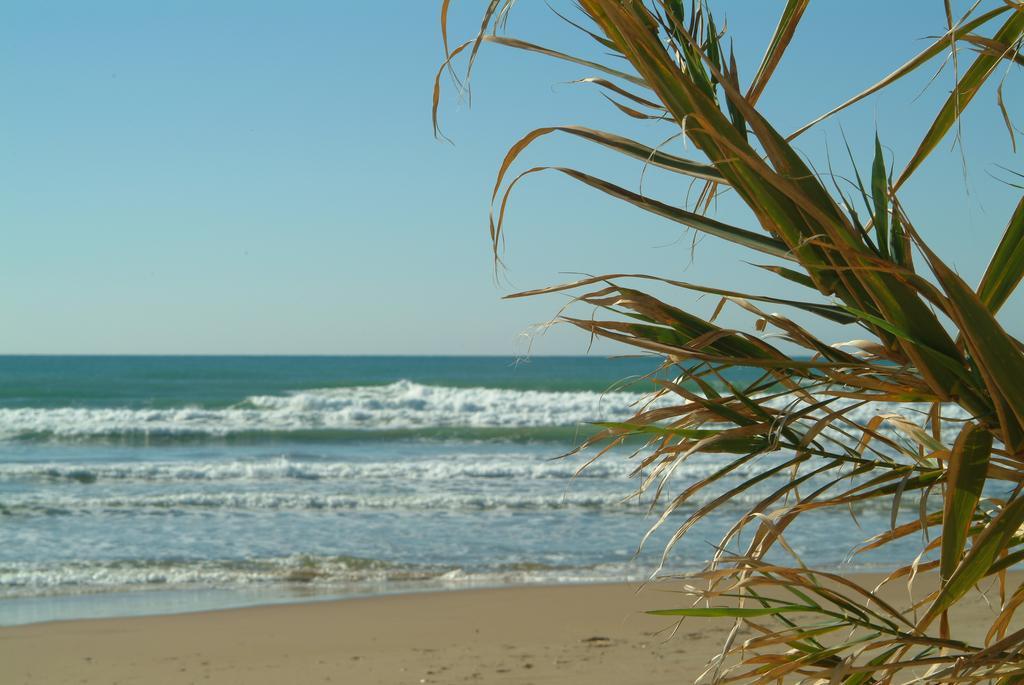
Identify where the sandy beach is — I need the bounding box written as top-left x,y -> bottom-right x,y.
2,574 -> 1018,685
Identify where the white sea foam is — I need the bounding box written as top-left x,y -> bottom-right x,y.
0,556 -> 650,598
0,455 -> 635,483
2,478 -> 904,516
1,490 -> 650,515
0,555 -> 400,592
0,381 -> 646,440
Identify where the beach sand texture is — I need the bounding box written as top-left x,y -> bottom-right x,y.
2,576 -> 1019,685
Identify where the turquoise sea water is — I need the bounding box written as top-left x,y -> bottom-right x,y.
0,356 -> 923,625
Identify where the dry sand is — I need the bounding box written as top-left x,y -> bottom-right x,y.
1,575 -> 1017,685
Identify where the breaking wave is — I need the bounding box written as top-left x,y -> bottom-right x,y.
0,380 -> 646,442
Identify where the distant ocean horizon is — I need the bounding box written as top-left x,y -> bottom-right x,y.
1,355 -> 926,625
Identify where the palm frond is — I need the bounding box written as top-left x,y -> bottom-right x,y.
438,1 -> 1024,681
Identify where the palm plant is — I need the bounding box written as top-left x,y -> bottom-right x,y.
437,1 -> 1024,682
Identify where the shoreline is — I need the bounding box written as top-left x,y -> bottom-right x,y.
5,580 -> 633,629
1,578 -> 650,628
3,575 -> 1020,684
0,561 -> 910,628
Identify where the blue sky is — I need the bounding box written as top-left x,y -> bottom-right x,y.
3,1 -> 1020,354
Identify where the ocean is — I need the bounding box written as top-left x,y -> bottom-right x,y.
0,356 -> 929,625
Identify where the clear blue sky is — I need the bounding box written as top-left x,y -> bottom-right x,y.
3,1 -> 1020,354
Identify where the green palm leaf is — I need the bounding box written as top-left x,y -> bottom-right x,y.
439,1 -> 1024,681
